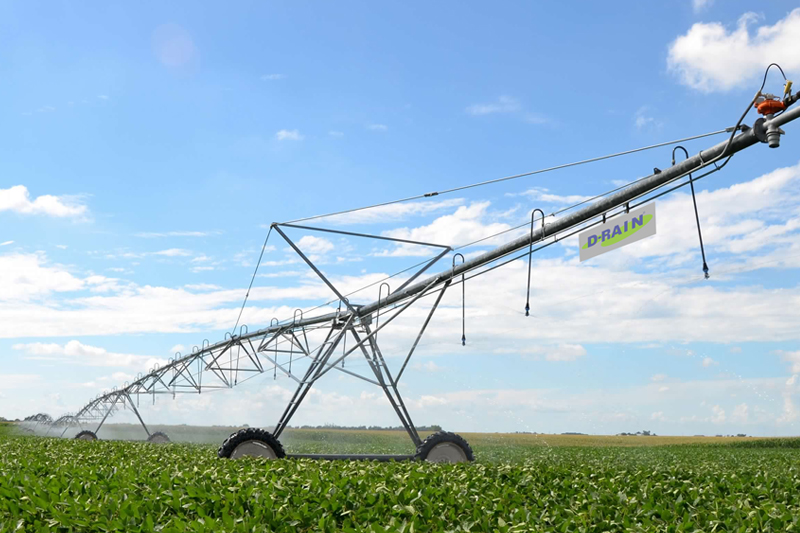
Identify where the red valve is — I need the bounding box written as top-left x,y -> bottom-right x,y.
755,99 -> 786,115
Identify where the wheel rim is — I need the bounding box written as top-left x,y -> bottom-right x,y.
77,434 -> 96,441
149,434 -> 169,444
425,442 -> 468,463
230,440 -> 277,459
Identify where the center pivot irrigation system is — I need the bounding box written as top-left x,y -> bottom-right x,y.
37,67 -> 799,463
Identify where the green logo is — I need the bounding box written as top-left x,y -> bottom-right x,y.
582,214 -> 653,249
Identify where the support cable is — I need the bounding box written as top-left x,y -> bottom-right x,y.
231,226 -> 273,335
282,129 -> 730,225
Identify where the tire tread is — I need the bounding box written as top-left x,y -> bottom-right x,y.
415,431 -> 474,462
217,428 -> 285,459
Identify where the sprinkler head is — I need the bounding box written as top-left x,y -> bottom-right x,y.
525,302 -> 530,316
461,335 -> 466,346
702,262 -> 710,279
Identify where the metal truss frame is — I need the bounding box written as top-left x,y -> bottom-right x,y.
42,103 -> 800,450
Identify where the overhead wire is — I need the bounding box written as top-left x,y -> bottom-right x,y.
282,129 -> 730,225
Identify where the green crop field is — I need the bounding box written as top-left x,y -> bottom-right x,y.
1,429 -> 800,532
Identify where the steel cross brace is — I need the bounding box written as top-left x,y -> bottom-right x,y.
271,279 -> 443,446
273,315 -> 355,438
123,392 -> 151,438
95,394 -> 120,434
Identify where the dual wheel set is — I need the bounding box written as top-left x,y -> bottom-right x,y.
217,428 -> 475,463
74,430 -> 170,444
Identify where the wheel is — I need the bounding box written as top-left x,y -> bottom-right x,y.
74,430 -> 98,441
147,431 -> 170,444
415,431 -> 474,463
217,428 -> 285,460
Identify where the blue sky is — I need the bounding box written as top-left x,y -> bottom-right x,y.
3,1 -> 800,436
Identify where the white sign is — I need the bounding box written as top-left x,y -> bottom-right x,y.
579,203 -> 656,262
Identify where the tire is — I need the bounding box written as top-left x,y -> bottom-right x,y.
415,431 -> 474,463
218,428 -> 285,460
147,431 -> 170,444
74,430 -> 99,441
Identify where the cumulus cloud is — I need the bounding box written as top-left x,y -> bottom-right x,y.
323,198 -> 464,225
777,350 -> 800,373
275,129 -> 304,141
296,235 -> 335,254
379,202 -> 514,256
367,124 -> 388,132
731,402 -> 749,423
0,185 -> 87,218
514,187 -> 593,206
466,95 -> 521,115
702,357 -> 718,367
668,9 -> 800,91
692,0 -> 713,13
543,344 -> 587,362
135,231 -> 219,238
153,248 -> 192,257
0,253 -> 85,301
13,340 -> 163,369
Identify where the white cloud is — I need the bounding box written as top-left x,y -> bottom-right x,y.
702,357 -> 718,367
634,106 -> 661,131
731,403 -> 749,423
650,411 -> 666,421
135,231 -> 218,238
184,283 -> 221,291
323,198 -> 464,225
380,202 -> 513,255
777,350 -> 800,373
514,187 -> 594,206
466,95 -> 521,116
692,0 -> 713,13
711,404 -> 726,423
13,340 -> 162,369
275,129 -> 304,141
651,374 -> 668,382
153,248 -> 192,257
0,241 -> 12,246
169,344 -> 186,355
296,235 -> 335,254
544,344 -> 587,362
0,252 -> 85,301
329,131 -> 344,137
0,185 -> 87,218
668,9 -> 800,92
367,124 -> 388,132
261,74 -> 286,81
411,361 -> 442,372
